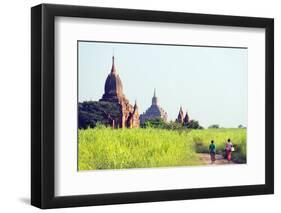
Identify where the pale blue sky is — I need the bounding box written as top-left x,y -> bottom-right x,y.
78,41 -> 247,128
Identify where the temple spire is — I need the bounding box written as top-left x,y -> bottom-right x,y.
111,54 -> 116,74
177,106 -> 184,124
152,88 -> 158,105
180,106 -> 183,113
134,100 -> 138,111
184,110 -> 190,124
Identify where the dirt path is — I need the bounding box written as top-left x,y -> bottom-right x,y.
198,153 -> 234,165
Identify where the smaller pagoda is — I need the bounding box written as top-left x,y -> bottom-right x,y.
140,89 -> 168,124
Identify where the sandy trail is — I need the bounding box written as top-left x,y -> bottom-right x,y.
198,153 -> 234,165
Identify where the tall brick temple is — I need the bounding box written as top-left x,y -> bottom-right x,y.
99,56 -> 139,128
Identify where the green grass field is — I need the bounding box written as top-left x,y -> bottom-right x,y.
78,127 -> 246,170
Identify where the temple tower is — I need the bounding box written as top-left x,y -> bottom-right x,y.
140,89 -> 168,124
99,55 -> 139,128
176,106 -> 185,124
183,111 -> 190,124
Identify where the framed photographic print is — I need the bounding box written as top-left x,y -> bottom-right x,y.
31,3 -> 274,209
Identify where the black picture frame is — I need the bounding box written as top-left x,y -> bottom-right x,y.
31,3 -> 274,209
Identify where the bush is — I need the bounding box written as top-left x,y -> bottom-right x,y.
185,120 -> 204,129
142,118 -> 166,129
142,119 -> 203,130
208,124 -> 220,129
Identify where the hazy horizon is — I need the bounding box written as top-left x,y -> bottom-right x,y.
78,41 -> 248,128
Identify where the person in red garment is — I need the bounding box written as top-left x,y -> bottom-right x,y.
225,139 -> 233,162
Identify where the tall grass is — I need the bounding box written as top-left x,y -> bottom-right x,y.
78,127 -> 246,170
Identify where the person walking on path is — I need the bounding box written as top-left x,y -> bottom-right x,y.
209,140 -> 216,164
225,139 -> 233,162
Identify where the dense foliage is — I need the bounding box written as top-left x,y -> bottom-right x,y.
184,120 -> 204,129
78,101 -> 120,129
142,118 -> 203,130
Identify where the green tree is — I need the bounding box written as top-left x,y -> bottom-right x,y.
208,124 -> 220,129
238,124 -> 246,129
143,118 -> 166,129
186,120 -> 203,129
